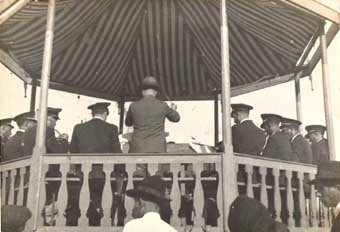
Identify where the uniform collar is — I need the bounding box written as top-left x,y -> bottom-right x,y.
239,118 -> 250,124
17,129 -> 26,133
93,116 -> 105,121
334,201 -> 340,219
290,133 -> 300,143
143,212 -> 161,220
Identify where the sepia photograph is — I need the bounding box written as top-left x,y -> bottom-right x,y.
0,0 -> 339,231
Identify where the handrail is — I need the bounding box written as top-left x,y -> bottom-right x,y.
0,156 -> 31,171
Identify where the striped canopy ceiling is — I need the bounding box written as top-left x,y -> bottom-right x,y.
0,0 -> 322,100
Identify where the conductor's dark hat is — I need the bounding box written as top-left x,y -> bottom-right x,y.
1,205 -> 32,232
88,102 -> 110,115
260,113 -> 282,129
14,111 -> 37,126
305,125 -> 326,139
231,103 -> 253,115
310,161 -> 340,185
0,118 -> 14,128
126,175 -> 169,204
141,76 -> 160,91
280,117 -> 301,129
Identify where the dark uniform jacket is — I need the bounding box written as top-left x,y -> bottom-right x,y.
332,211 -> 340,232
228,195 -> 289,232
290,134 -> 313,164
262,131 -> 297,161
311,139 -> 329,164
1,135 -> 9,162
70,118 -> 121,153
232,120 -> 266,155
23,126 -> 69,155
3,130 -> 25,161
125,96 -> 180,153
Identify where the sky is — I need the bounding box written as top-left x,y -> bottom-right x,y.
0,1 -> 339,160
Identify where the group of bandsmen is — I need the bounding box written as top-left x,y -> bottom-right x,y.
0,76 -> 330,229
217,103 -> 329,165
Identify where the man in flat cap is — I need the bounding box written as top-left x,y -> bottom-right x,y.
0,118 -> 14,161
230,103 -> 265,155
310,161 -> 340,232
305,125 -> 329,164
1,205 -> 32,232
123,175 -> 177,232
280,118 -> 312,164
228,195 -> 289,232
260,114 -> 295,161
23,107 -> 69,226
70,102 -> 122,226
4,111 -> 37,161
125,76 -> 180,153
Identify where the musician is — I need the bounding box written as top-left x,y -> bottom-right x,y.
23,107 -> 69,226
125,76 -> 180,153
0,118 -> 14,161
4,111 -> 37,161
305,125 -> 329,164
69,102 -> 122,226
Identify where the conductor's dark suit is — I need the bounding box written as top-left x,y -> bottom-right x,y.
125,96 -> 180,153
332,212 -> 340,232
311,139 -> 329,164
232,120 -> 265,155
291,135 -> 312,164
262,131 -> 296,161
69,118 -> 122,226
3,130 -> 25,161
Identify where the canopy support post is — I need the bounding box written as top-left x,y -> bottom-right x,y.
30,79 -> 37,111
320,26 -> 336,161
220,0 -> 237,231
214,91 -> 219,146
294,71 -> 303,122
119,96 -> 125,134
26,0 -> 55,230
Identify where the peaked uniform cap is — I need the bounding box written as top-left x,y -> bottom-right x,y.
46,107 -> 62,120
14,111 -> 37,126
260,113 -> 282,129
141,76 -> 160,91
0,118 -> 14,128
305,125 -> 326,138
310,161 -> 340,184
280,117 -> 301,129
87,102 -> 110,115
231,103 -> 253,115
1,205 -> 32,231
126,175 -> 169,203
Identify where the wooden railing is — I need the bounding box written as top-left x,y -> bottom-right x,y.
0,152 -> 333,231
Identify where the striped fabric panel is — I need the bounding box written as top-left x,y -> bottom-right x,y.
0,0 -> 322,100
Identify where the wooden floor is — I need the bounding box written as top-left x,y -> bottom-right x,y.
33,226 -> 331,232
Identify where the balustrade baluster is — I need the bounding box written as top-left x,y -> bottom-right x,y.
259,167 -> 268,208
2,171 -> 8,205
102,164 -> 112,226
38,164 -> 48,227
125,163 -> 135,222
148,163 -> 158,175
309,173 -> 317,226
273,168 -> 281,221
8,169 -> 16,204
213,162 -> 222,228
170,163 -> 181,226
286,171 -> 294,226
298,172 -> 307,227
193,163 -> 204,227
56,164 -> 68,226
17,167 -> 26,205
79,163 -> 90,226
246,165 -> 254,198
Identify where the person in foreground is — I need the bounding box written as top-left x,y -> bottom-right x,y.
228,194 -> 289,232
1,205 -> 32,232
310,161 -> 340,232
123,175 -> 177,232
